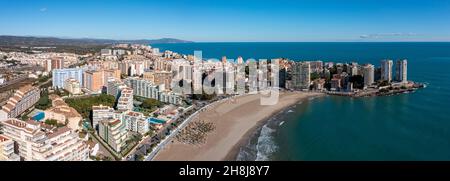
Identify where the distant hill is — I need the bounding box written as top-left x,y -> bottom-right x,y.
0,35 -> 193,47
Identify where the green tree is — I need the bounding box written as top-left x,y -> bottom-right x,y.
141,98 -> 162,109
45,119 -> 58,126
36,91 -> 52,110
65,94 -> 116,119
310,72 -> 320,81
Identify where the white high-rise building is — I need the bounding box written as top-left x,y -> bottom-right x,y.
101,49 -> 112,56
396,59 -> 408,83
119,111 -> 149,135
0,119 -> 89,161
52,68 -> 84,89
363,64 -> 375,87
1,85 -> 40,119
381,60 -> 393,82
117,87 -> 134,111
125,78 -> 183,105
0,135 -> 20,161
98,119 -> 128,153
107,79 -> 127,98
92,105 -> 115,131
64,78 -> 81,95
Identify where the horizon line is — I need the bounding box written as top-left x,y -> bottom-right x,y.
2,34 -> 450,43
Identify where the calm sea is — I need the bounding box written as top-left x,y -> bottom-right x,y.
152,42 -> 450,160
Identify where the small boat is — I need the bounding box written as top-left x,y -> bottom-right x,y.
279,121 -> 285,126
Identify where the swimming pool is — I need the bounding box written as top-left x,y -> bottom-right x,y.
147,118 -> 166,124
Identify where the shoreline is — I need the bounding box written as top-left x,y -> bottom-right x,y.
154,91 -> 324,161
224,94 -> 323,161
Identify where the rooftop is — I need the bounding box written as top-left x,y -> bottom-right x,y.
46,127 -> 72,139
0,135 -> 9,142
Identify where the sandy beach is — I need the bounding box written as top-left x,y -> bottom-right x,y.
154,91 -> 323,161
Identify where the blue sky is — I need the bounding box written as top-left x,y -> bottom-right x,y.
1,0 -> 450,42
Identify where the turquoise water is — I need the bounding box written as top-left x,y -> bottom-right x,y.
147,118 -> 166,124
152,42 -> 450,160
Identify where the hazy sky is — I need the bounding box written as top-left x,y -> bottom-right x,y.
1,0 -> 450,42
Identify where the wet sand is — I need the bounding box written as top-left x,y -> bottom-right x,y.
154,91 -> 323,161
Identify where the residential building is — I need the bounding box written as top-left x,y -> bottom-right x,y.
103,69 -> 121,85
83,70 -> 104,92
44,59 -> 52,72
330,77 -> 342,91
52,68 -> 84,89
159,91 -> 184,105
119,111 -> 149,135
1,85 -> 40,118
143,70 -> 173,89
51,57 -> 64,69
0,135 -> 20,161
395,59 -> 408,83
292,62 -> 311,90
101,49 -> 112,56
0,119 -> 89,161
64,78 -> 81,95
126,78 -> 183,105
309,61 -> 323,73
118,61 -> 130,75
92,105 -> 115,130
279,68 -> 287,89
363,64 -> 375,87
107,79 -> 127,98
117,87 -> 134,111
348,63 -> 359,76
381,59 -> 393,82
44,95 -> 83,131
98,119 -> 128,153
126,78 -> 160,100
312,79 -> 326,91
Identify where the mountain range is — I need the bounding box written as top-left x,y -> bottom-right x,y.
0,35 -> 193,47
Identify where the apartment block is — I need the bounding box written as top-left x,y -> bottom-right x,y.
98,119 -> 128,153
1,85 -> 40,118
0,119 -> 89,161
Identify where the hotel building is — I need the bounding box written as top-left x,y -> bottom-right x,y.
52,68 -> 84,89
0,119 -> 90,161
1,85 -> 40,118
64,78 -> 81,95
98,119 -> 128,153
395,59 -> 408,83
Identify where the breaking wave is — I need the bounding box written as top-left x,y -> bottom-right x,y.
255,124 -> 278,161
